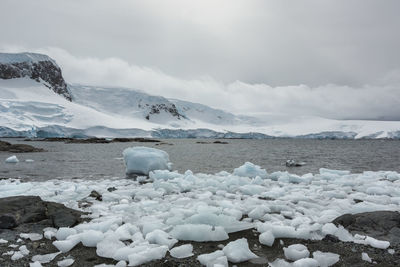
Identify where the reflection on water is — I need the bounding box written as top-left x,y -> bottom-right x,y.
0,138 -> 399,181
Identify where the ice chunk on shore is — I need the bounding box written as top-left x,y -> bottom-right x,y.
96,235 -> 125,258
80,230 -> 105,247
233,162 -> 267,178
19,245 -> 30,256
169,244 -> 194,258
293,258 -> 319,267
5,155 -> 19,163
145,229 -> 177,248
57,258 -> 75,267
56,228 -> 77,241
259,231 -> 275,246
197,250 -> 225,266
127,245 -> 168,266
53,236 -> 81,253
222,238 -> 258,263
30,262 -> 43,267
354,234 -> 390,249
312,251 -> 340,267
11,251 -> 25,260
31,251 -> 61,263
170,224 -> 228,241
361,252 -> 372,262
20,233 -> 42,241
123,146 -> 171,175
283,244 -> 310,261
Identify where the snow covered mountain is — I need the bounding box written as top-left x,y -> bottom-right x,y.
1,52 -> 400,139
0,52 -> 72,101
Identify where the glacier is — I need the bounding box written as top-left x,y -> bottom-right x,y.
1,52 -> 400,139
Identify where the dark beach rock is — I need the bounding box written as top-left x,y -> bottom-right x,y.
155,142 -> 173,146
66,138 -> 111,144
0,196 -> 84,229
89,190 -> 102,201
112,137 -> 161,143
196,141 -> 210,144
0,140 -> 44,153
213,140 -> 229,144
333,211 -> 400,245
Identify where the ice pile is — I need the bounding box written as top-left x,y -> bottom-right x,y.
0,162 -> 399,266
271,247 -> 340,267
123,146 -> 172,175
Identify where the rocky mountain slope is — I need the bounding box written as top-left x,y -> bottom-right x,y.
0,52 -> 72,101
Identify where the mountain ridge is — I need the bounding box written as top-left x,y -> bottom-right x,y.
0,52 -> 72,101
1,52 -> 400,139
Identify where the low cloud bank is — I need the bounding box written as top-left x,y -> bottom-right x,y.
2,46 -> 400,121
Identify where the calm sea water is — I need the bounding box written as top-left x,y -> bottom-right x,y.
1,138 -> 399,181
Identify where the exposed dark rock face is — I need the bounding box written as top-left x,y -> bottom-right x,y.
144,103 -> 184,120
0,196 -> 84,229
0,53 -> 72,101
0,140 -> 44,152
333,211 -> 400,245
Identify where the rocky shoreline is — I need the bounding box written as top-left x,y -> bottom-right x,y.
0,140 -> 44,153
0,195 -> 399,266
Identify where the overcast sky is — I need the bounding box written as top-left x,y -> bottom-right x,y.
1,0 -> 400,120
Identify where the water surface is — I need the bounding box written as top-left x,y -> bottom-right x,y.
1,138 -> 399,181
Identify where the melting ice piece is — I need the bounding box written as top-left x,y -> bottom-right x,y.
169,244 -> 194,259
170,224 -> 228,242
31,251 -> 61,263
145,229 -> 177,248
56,228 -> 77,241
312,251 -> 340,267
20,233 -> 43,241
123,146 -> 171,175
57,258 -> 74,267
259,231 -> 275,246
361,252 -> 372,263
30,262 -> 43,267
5,155 -> 19,163
197,250 -> 225,266
127,245 -> 168,266
233,162 -> 267,178
293,258 -> 319,267
222,238 -> 258,263
283,244 -> 310,261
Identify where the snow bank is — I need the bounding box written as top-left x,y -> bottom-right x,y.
123,146 -> 171,175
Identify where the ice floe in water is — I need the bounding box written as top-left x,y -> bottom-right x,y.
123,146 -> 172,175
0,161 -> 399,265
5,155 -> 19,163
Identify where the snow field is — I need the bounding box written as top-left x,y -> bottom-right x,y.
0,162 -> 399,265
